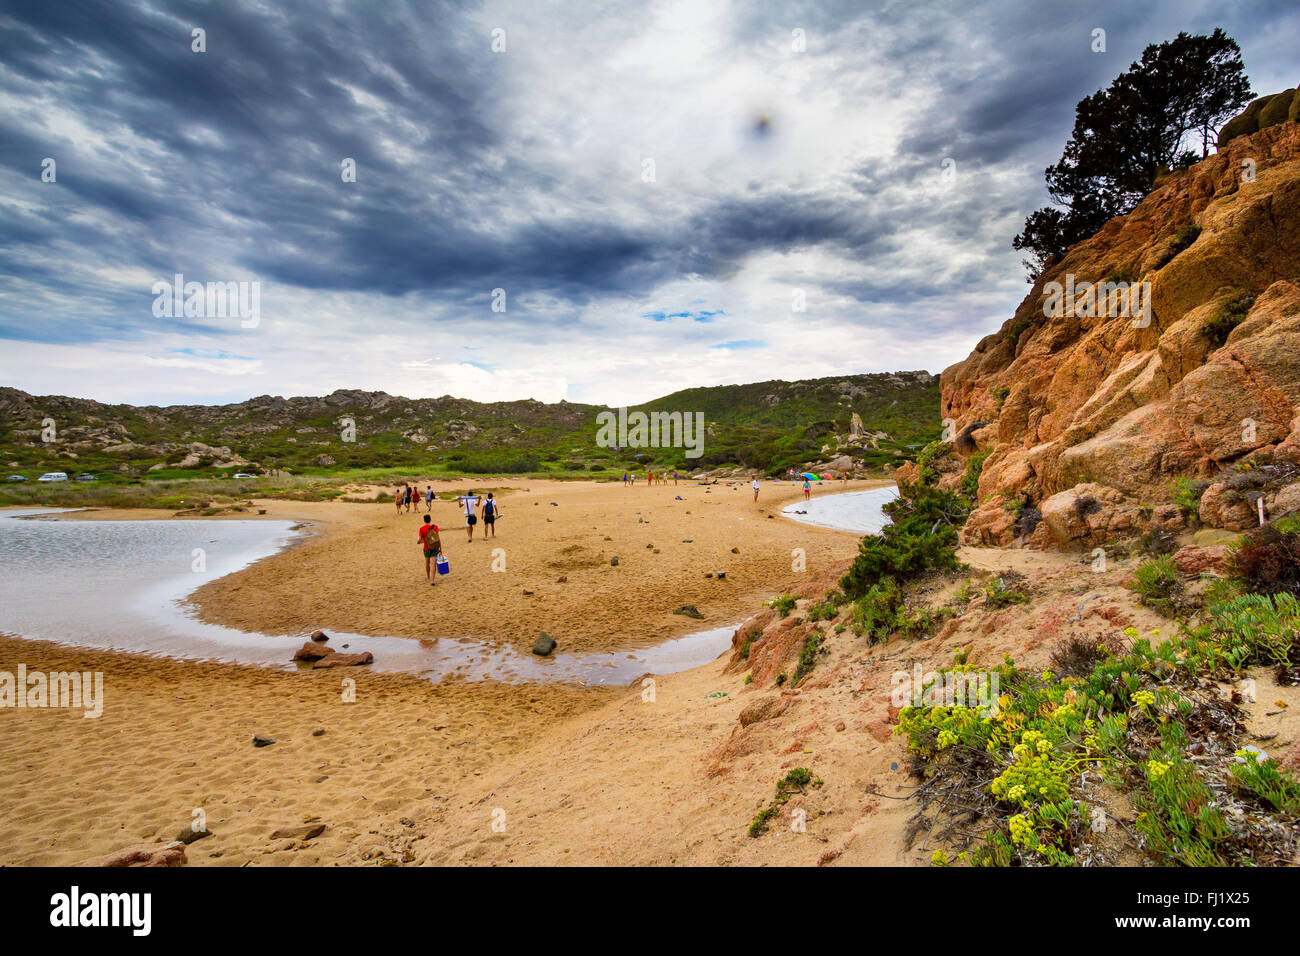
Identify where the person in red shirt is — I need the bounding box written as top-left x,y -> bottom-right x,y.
418,515 -> 442,586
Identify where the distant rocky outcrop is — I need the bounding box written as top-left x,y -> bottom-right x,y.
940,101 -> 1300,547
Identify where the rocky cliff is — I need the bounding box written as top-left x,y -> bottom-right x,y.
939,97 -> 1300,548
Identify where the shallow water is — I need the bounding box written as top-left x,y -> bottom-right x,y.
0,510 -> 737,686
781,486 -> 899,534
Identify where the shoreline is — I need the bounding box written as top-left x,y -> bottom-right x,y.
0,481 -> 889,686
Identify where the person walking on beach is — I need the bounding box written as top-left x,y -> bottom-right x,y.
673,470 -> 678,485
458,491 -> 481,542
425,485 -> 434,512
803,477 -> 812,500
482,492 -> 500,538
622,472 -> 629,486
394,487 -> 403,514
419,515 -> 441,586
752,476 -> 760,501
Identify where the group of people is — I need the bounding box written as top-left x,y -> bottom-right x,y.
400,485 -> 502,586
621,470 -> 679,486
394,483 -> 435,513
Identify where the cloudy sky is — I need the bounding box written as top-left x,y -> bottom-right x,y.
1,0 -> 1296,407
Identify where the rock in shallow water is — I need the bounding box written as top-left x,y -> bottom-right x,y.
312,652 -> 373,668
533,632 -> 557,656
293,642 -> 334,662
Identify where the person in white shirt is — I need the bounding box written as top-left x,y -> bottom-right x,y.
752,477 -> 760,501
458,492 -> 481,541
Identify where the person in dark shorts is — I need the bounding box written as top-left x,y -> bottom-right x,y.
482,492 -> 500,537
419,515 -> 441,585
458,491 -> 481,542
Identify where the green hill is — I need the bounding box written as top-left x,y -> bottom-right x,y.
0,370 -> 938,485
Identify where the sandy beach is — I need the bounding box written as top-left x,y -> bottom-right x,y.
0,478 -> 885,865
187,478 -> 888,654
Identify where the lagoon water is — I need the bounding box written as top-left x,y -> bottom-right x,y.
0,510 -> 738,685
780,485 -> 898,534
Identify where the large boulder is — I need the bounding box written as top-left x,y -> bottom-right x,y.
1259,89 -> 1296,130
292,642 -> 334,662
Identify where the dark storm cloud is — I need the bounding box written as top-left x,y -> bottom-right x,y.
0,0 -> 1295,354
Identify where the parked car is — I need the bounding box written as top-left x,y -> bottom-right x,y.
37,472 -> 69,482
75,473 -> 96,482
231,472 -> 257,479
6,475 -> 26,481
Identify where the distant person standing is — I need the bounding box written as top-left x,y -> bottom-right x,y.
673,470 -> 679,485
803,477 -> 812,500
482,492 -> 500,538
458,491 -> 481,542
752,477 -> 760,501
622,472 -> 629,486
418,515 -> 441,586
394,487 -> 403,514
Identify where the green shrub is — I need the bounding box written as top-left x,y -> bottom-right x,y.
1203,292 -> 1256,346
1134,750 -> 1231,866
807,590 -> 844,622
793,634 -> 823,684
985,575 -> 1030,608
839,482 -> 969,598
962,450 -> 991,500
1231,754 -> 1300,815
1204,593 -> 1300,671
767,594 -> 798,617
1169,475 -> 1209,514
748,768 -> 822,837
1133,556 -> 1184,615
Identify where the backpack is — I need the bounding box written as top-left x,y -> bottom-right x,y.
483,498 -> 495,519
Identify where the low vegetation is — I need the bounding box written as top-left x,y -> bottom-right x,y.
748,767 -> 823,837
1203,291 -> 1256,346
898,515 -> 1300,867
